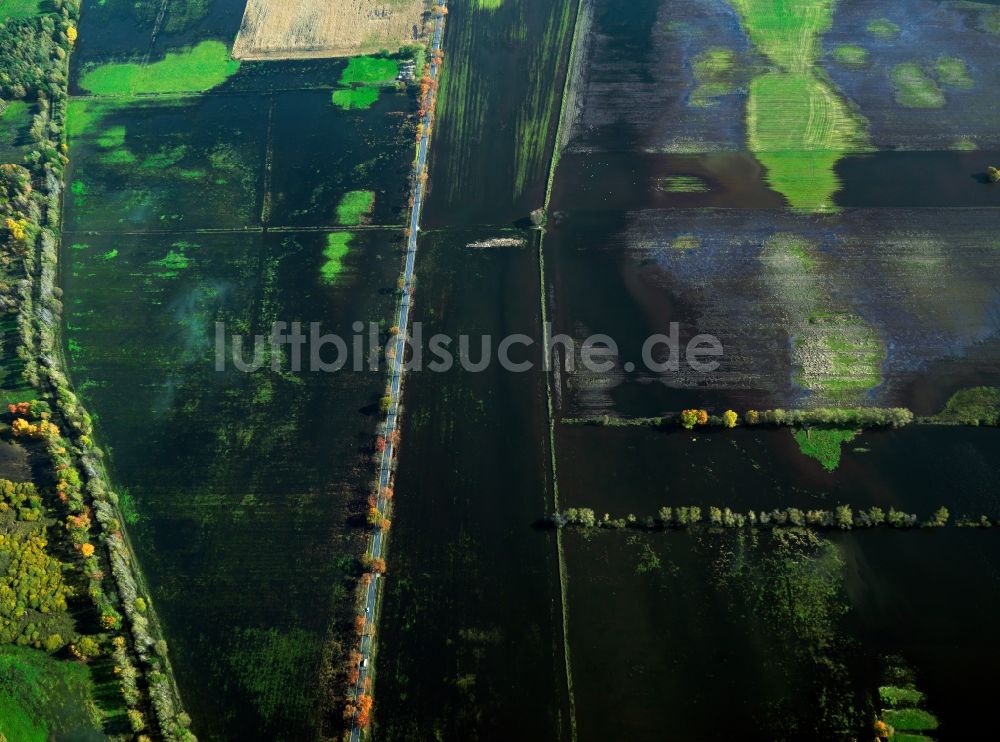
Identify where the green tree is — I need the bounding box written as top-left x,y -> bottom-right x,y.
44,633 -> 63,652
927,506 -> 949,527
680,409 -> 699,429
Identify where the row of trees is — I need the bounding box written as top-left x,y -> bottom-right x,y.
552,504 -> 964,531
574,406 -> 915,431
0,2 -> 193,739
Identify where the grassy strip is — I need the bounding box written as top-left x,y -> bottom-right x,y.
883,708 -> 939,732
879,685 -> 925,708
537,3 -> 589,739
79,40 -> 239,96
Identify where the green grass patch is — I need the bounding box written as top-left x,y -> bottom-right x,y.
66,99 -> 106,142
338,56 -> 399,85
879,685 -> 925,708
891,63 -> 945,108
0,99 -> 30,128
335,190 -> 375,225
0,100 -> 31,153
79,40 -> 240,96
729,0 -> 835,69
867,18 -> 900,39
831,44 -> 868,66
331,86 -> 380,110
476,0 -> 504,9
883,708 -> 939,732
982,8 -> 1000,35
0,0 -> 44,21
0,646 -> 101,742
694,47 -> 736,77
933,386 -> 1000,426
657,176 -> 709,193
95,124 -> 125,149
691,47 -> 737,106
747,72 -> 869,210
149,245 -> 192,278
952,136 -> 977,151
793,313 -> 884,400
793,428 -> 857,471
933,56 -> 972,88
140,145 -> 188,170
762,232 -> 817,271
320,233 -> 353,284
671,234 -> 700,251
730,0 -> 869,210
98,148 -> 137,165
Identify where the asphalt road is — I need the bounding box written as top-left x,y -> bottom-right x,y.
349,4 -> 447,739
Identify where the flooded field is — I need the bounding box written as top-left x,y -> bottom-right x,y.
46,0 -> 1000,739
423,0 -> 581,227
542,1 -> 1000,739
372,230 -> 570,740
59,0 -> 418,737
556,422 -> 1000,524
564,527 -> 1000,740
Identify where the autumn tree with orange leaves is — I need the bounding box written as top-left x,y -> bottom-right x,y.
356,695 -> 373,727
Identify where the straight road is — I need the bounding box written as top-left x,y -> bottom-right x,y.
350,4 -> 448,740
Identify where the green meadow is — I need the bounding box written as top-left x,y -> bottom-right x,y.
332,86 -> 381,110
79,41 -> 240,96
338,56 -> 399,85
336,190 -> 376,225
729,0 -> 869,210
0,645 -> 102,741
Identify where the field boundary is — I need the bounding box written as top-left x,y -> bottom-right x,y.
538,1 -> 591,740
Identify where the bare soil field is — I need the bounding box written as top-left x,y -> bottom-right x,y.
232,0 -> 428,60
